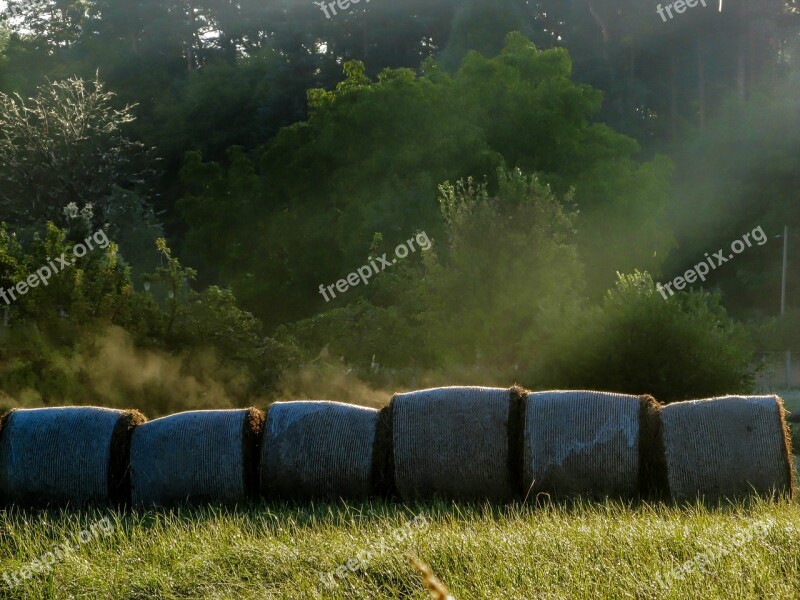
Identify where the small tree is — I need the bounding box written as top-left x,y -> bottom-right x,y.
0,75 -> 157,233
421,168 -> 584,373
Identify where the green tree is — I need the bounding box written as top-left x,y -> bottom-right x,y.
282,167 -> 585,379
181,36 -> 673,328
0,75 -> 157,233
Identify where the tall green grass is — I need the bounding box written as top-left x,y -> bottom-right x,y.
0,499 -> 799,599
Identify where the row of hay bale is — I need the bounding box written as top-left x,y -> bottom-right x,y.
0,388 -> 793,508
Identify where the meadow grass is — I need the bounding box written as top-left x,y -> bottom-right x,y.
0,498 -> 799,599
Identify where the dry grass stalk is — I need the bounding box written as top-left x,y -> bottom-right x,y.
408,555 -> 455,600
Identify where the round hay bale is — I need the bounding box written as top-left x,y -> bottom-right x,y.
523,391 -> 650,499
661,395 -> 794,501
261,401 -> 379,500
130,408 -> 264,508
392,387 -> 519,502
0,406 -> 146,507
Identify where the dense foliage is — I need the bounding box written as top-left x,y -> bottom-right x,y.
535,272 -> 757,403
0,0 -> 798,408
0,224 -> 295,414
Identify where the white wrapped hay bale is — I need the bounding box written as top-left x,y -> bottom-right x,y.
661,395 -> 794,501
130,408 -> 264,508
261,401 -> 379,500
392,387 -> 524,502
523,391 -> 656,499
0,406 -> 146,507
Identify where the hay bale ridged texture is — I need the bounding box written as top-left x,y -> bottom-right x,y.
661,395 -> 794,501
131,408 -> 263,507
261,401 -> 378,500
392,387 -> 514,502
524,391 -> 644,499
0,406 -> 140,506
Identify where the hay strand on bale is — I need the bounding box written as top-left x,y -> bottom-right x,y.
261,401 -> 379,500
0,406 -> 146,507
508,386 -> 529,496
130,408 -> 264,508
108,409 -> 148,506
242,407 -> 266,499
775,395 -> 796,497
638,395 -> 669,500
524,391 -> 646,499
0,408 -> 16,506
392,387 -> 517,502
371,404 -> 396,498
661,395 -> 794,502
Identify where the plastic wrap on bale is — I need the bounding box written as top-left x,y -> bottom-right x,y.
523,391 -> 660,499
261,401 -> 379,500
130,408 -> 264,508
0,406 -> 145,507
660,395 -> 794,501
391,387 -> 524,502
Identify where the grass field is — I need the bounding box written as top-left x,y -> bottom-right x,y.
1,498 -> 799,599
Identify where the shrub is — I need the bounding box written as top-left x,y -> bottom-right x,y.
532,271 -> 756,403
0,226 -> 296,412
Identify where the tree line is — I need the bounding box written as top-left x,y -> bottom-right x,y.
0,0 -> 798,410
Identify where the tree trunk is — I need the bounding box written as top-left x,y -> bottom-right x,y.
670,55 -> 678,139
748,20 -> 758,92
362,17 -> 369,60
736,1 -> 747,102
736,45 -> 746,102
696,33 -> 705,130
587,0 -> 609,61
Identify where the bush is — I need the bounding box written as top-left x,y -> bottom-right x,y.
0,225 -> 296,413
532,271 -> 757,403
